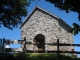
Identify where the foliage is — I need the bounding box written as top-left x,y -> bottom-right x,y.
0,53 -> 80,60
70,23 -> 80,35
46,0 -> 80,35
0,0 -> 30,29
1,0 -> 80,34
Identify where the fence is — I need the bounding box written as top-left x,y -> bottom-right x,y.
0,38 -> 80,56
0,38 -> 23,53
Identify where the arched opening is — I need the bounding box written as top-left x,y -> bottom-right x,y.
34,34 -> 45,52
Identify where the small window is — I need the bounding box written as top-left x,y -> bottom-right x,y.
58,27 -> 62,32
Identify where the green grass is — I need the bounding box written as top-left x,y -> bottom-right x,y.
0,53 -> 80,60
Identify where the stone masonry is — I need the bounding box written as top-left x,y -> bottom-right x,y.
20,6 -> 74,52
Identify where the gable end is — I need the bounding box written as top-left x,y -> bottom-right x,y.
20,6 -> 72,30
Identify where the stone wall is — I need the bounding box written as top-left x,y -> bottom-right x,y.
21,9 -> 74,51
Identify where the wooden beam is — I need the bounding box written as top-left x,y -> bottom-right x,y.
4,40 -> 23,44
25,50 -> 80,54
25,42 -> 80,47
4,48 -> 22,52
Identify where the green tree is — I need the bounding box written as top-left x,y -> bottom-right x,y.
46,0 -> 80,35
0,0 -> 30,29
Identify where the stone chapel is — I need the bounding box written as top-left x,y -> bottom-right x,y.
20,6 -> 74,52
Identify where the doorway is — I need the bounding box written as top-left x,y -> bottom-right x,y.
34,34 -> 45,52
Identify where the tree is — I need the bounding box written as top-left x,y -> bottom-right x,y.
46,0 -> 80,35
0,0 -> 30,30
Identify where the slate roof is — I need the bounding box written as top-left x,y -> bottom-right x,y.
20,6 -> 72,29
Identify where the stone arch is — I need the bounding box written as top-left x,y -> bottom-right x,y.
34,34 -> 45,52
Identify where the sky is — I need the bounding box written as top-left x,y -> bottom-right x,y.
0,0 -> 80,56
